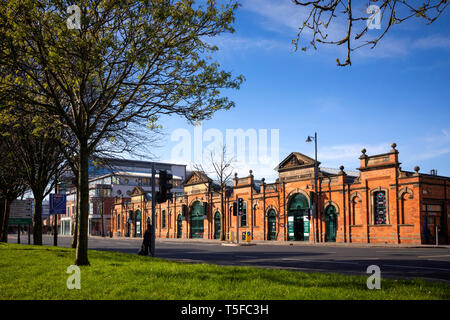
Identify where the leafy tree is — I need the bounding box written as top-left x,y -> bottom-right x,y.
0,106 -> 65,245
0,0 -> 244,265
0,128 -> 27,242
292,0 -> 448,66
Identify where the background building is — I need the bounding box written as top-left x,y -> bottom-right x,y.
111,144 -> 450,245
62,159 -> 186,237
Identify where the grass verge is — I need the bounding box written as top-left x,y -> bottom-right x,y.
0,243 -> 449,300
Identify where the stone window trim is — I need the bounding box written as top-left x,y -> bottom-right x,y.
399,187 -> 414,200
188,197 -> 202,208
399,187 -> 414,224
264,205 -> 279,217
370,187 -> 390,225
350,192 -> 362,203
323,201 -> 340,216
286,189 -> 311,209
350,192 -> 362,225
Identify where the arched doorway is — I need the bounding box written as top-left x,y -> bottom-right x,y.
190,201 -> 204,239
287,193 -> 309,241
267,209 -> 277,240
214,212 -> 221,240
177,214 -> 182,238
135,210 -> 142,238
325,205 -> 337,242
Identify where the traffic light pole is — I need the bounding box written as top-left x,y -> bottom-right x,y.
151,163 -> 156,257
236,196 -> 239,244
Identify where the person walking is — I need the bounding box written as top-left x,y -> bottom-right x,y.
139,224 -> 152,256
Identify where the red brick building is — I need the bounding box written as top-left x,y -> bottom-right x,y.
111,144 -> 450,245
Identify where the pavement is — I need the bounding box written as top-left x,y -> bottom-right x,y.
7,234 -> 450,284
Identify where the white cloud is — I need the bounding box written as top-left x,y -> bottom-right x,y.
412,35 -> 450,50
241,0 -> 450,62
318,143 -> 389,162
242,0 -> 304,32
413,129 -> 450,160
242,0 -> 346,40
207,34 -> 289,52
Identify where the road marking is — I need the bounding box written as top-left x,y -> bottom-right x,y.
417,254 -> 450,259
383,264 -> 450,272
281,258 -> 359,265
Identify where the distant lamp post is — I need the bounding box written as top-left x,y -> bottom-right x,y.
306,132 -> 318,244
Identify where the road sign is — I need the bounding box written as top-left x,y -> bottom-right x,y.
49,194 -> 66,215
9,199 -> 33,225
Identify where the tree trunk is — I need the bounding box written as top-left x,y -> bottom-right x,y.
220,188 -> 225,241
71,187 -> 79,248
0,198 -> 4,239
33,195 -> 43,245
1,198 -> 11,242
74,141 -> 90,266
101,200 -> 105,237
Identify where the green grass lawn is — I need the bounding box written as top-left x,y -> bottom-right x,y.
0,242 -> 449,300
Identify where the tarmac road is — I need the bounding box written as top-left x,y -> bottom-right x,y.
8,234 -> 450,283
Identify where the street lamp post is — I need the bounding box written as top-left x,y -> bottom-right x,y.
306,132 -> 318,244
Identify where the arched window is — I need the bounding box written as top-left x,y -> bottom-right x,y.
117,214 -> 120,229
240,202 -> 247,227
351,197 -> 361,225
373,191 -> 387,225
162,210 -> 166,228
400,192 -> 413,224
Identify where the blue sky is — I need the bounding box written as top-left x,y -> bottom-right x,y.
150,0 -> 450,181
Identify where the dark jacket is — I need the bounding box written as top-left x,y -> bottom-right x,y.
143,229 -> 152,246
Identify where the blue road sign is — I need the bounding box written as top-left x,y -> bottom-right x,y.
49,194 -> 66,215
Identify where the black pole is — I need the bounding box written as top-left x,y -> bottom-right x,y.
28,224 -> 30,244
151,163 -> 156,257
314,132 -> 318,243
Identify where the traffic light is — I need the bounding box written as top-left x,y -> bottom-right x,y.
237,197 -> 244,216
156,170 -> 173,204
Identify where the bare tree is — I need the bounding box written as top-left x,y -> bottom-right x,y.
194,145 -> 234,241
292,0 -> 448,66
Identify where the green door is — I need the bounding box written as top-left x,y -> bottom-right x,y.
325,206 -> 337,242
288,193 -> 309,241
190,202 -> 204,239
177,215 -> 182,238
267,209 -> 277,240
214,212 -> 221,240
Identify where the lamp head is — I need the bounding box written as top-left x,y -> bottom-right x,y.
306,136 -> 313,143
